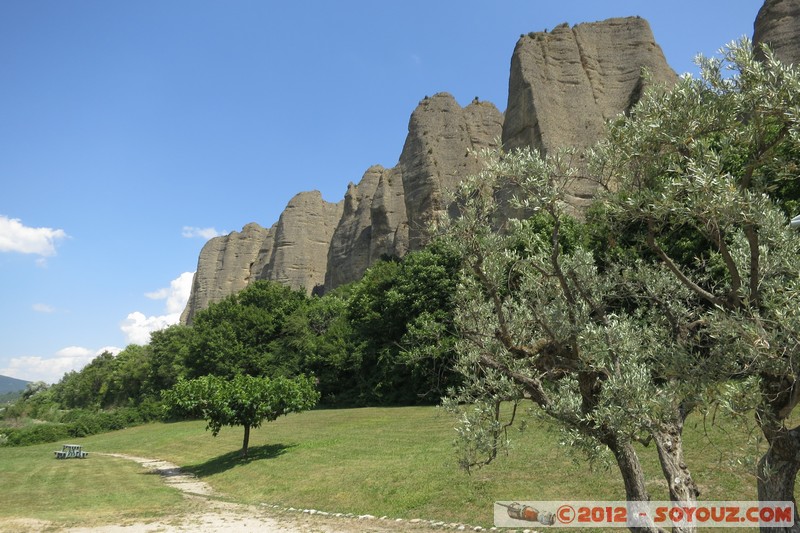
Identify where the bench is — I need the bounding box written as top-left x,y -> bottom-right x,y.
53,444 -> 88,459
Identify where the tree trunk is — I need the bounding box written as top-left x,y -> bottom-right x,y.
242,424 -> 251,457
604,434 -> 668,533
757,423 -> 800,533
652,422 -> 699,533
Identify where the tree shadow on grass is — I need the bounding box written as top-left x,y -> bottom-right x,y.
183,443 -> 297,478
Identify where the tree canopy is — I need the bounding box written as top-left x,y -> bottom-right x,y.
440,39 -> 800,533
163,373 -> 319,456
592,40 -> 800,517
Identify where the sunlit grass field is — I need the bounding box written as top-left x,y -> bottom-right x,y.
0,404 -> 776,530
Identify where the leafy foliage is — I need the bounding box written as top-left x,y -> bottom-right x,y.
438,145 -> 703,514
163,373 -> 319,456
186,281 -> 307,379
591,39 -> 800,506
346,241 -> 462,404
439,39 -> 800,524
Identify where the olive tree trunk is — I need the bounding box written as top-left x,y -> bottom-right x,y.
652,422 -> 699,533
757,423 -> 800,533
603,434 -> 668,533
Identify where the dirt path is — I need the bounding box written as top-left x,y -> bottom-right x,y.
37,453 -> 491,533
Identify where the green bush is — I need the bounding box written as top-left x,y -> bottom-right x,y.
0,403 -> 166,446
2,423 -> 71,446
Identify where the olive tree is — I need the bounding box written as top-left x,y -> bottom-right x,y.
592,40 -> 800,529
164,374 -> 319,456
440,147 -> 701,533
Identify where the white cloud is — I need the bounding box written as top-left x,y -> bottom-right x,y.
32,303 -> 56,313
0,215 -> 68,256
120,311 -> 177,345
55,346 -> 95,358
121,272 -> 194,344
1,346 -> 122,384
182,226 -> 224,240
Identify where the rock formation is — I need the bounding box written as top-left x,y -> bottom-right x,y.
259,191 -> 344,295
180,222 -> 272,324
324,165 -> 408,289
502,17 -> 677,208
399,94 -> 504,251
324,94 -> 503,288
181,191 -> 342,324
754,0 -> 800,64
182,12 -> 752,321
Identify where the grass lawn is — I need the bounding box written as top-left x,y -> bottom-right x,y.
0,443 -> 189,527
0,403 -> 776,529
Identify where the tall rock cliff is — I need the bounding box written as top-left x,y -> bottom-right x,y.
181,191 -> 342,324
324,93 -> 503,288
324,165 -> 408,289
180,222 -> 272,324
754,0 -> 800,64
260,191 -> 344,294
400,94 -> 504,252
502,17 -> 677,208
181,15 -> 686,320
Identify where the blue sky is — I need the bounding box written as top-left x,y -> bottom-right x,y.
0,0 -> 764,383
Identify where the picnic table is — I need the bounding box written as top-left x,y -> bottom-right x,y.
54,444 -> 88,459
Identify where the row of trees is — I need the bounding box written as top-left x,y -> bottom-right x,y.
441,41 -> 800,533
30,240 -> 461,415
6,240 -> 461,453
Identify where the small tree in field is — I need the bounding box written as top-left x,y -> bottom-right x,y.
164,374 -> 319,456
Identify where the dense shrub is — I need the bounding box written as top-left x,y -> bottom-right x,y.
0,404 -> 166,447
2,423 -> 71,446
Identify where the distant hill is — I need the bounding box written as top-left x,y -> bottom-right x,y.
0,375 -> 29,395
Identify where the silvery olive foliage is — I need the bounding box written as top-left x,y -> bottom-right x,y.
592,38 -> 800,507
439,147 -> 698,476
441,38 -> 800,519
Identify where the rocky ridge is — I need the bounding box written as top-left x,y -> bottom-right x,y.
181,191 -> 342,324
754,0 -> 800,64
502,17 -> 676,208
181,4 -> 787,323
399,94 -> 504,253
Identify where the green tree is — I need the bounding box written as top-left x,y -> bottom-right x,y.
274,294 -> 361,405
105,344 -> 151,406
346,243 -> 461,404
148,325 -> 193,394
186,281 -> 307,378
51,351 -> 118,409
21,381 -> 49,400
163,373 -> 319,456
592,39 -> 800,525
440,147 -> 701,533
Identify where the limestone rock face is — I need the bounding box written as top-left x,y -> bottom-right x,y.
324,165 -> 408,289
181,15 -> 692,316
502,18 -> 677,207
259,191 -> 344,294
399,93 -> 504,251
324,94 -> 501,289
180,222 -> 272,324
754,0 -> 800,64
180,192 -> 342,324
